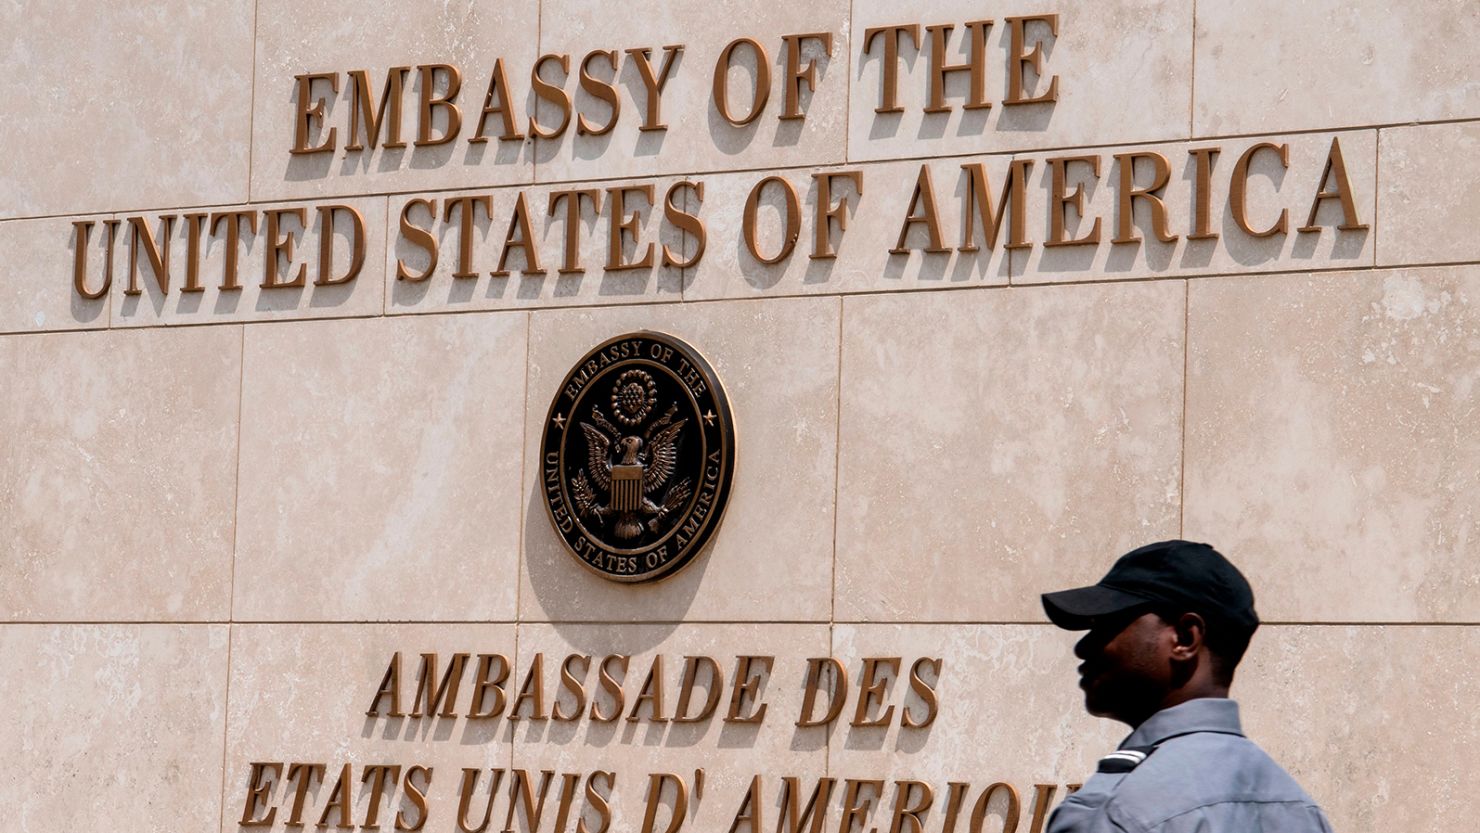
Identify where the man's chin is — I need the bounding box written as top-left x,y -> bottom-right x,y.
1081,686 -> 1119,720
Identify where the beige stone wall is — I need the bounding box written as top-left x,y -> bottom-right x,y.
2,1 -> 1477,831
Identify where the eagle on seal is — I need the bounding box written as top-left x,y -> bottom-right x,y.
571,403 -> 693,540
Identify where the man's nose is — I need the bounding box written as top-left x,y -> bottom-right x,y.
1074,631 -> 1095,660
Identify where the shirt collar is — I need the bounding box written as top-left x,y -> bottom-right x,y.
1119,697 -> 1244,749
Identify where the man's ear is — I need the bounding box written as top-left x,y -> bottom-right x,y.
1169,612 -> 1206,661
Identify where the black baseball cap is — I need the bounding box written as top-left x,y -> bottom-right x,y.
1041,540 -> 1259,633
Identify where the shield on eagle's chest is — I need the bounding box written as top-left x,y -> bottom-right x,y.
611,463 -> 643,511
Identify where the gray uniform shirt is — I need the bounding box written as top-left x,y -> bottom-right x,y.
1047,698 -> 1334,833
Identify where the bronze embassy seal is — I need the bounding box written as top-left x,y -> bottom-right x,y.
540,332 -> 735,582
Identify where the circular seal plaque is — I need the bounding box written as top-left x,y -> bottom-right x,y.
540,332 -> 735,583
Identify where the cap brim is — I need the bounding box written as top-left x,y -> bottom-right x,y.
1041,585 -> 1153,630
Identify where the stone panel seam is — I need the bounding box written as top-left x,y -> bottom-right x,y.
1179,279 -> 1189,538
1373,127 -> 1383,265
230,324 -> 247,623
1006,151 -> 1019,282
1188,0 -> 1198,140
7,121 -> 1480,224
7,119 -> 1436,222
829,295 -> 845,626
380,196 -> 391,316
843,0 -> 855,165
680,183 -> 690,302
246,0 -> 260,203
532,0 -> 544,186
215,623 -> 235,833
514,311 -> 533,623
14,258 -> 1480,338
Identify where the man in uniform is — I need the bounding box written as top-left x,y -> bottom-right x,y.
1040,540 -> 1334,832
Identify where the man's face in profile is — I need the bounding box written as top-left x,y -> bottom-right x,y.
1073,610 -> 1173,724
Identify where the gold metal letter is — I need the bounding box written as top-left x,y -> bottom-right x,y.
640,773 -> 689,833
961,159 -> 1032,251
605,185 -> 656,271
530,54 -> 573,139
1045,155 -> 1102,247
416,64 -> 463,146
862,24 -> 921,114
578,50 -> 622,136
396,198 -> 439,282
1299,136 -> 1369,233
1188,147 -> 1220,241
782,33 -> 834,120
1229,142 -> 1290,238
124,215 -> 174,296
472,59 -> 525,142
796,657 -> 847,727
1005,15 -> 1059,105
742,176 -> 801,264
888,781 -> 935,833
925,22 -> 992,113
713,38 -> 771,126
838,779 -> 886,833
548,188 -> 604,274
315,204 -> 366,286
261,207 -> 308,288
367,652 -> 405,717
411,652 -> 471,718
626,45 -> 684,130
345,67 -> 410,150
891,166 -> 949,254
210,210 -> 258,291
291,72 -> 339,154
725,655 -> 774,723
662,180 -> 707,269
239,762 -> 281,827
850,657 -> 900,727
812,171 -> 862,259
672,654 -> 723,723
968,783 -> 1020,833
1113,151 -> 1177,244
71,221 -> 109,300
469,654 -> 511,719
443,195 -> 493,280
397,766 -> 433,831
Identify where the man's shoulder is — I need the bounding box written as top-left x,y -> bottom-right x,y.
1107,732 -> 1322,829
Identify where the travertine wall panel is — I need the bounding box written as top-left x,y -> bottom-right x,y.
1194,0 -> 1480,134
535,0 -> 850,182
520,297 -> 839,622
0,624 -> 228,833
511,624 -> 830,833
1012,131 -> 1375,284
112,197 -> 388,327
835,282 -> 1184,622
1239,625 -> 1480,832
0,216 -> 110,333
386,179 -> 688,314
1378,122 -> 1480,266
0,1 -> 254,219
1185,268 -> 1480,622
251,0 -> 538,202
684,157 -> 1011,302
830,625 -> 1119,795
233,313 -> 528,621
221,624 -> 515,832
849,0 -> 1192,161
0,327 -> 240,621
